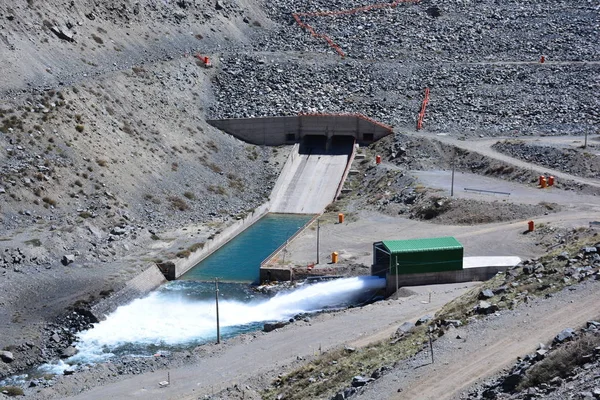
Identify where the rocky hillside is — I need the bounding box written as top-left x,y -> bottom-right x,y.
0,0 -> 598,389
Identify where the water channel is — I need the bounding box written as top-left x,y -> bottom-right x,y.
5,213 -> 385,380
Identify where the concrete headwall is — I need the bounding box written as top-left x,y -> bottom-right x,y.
90,264 -> 167,321
385,266 -> 508,297
207,114 -> 393,146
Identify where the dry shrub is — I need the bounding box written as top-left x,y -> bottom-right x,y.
0,385 -> 24,396
188,242 -> 205,253
176,249 -> 191,258
168,196 -> 189,211
42,196 -> 57,206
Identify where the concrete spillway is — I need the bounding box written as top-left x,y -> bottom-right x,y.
270,146 -> 352,214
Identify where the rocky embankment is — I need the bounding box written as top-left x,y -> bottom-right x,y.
492,140 -> 600,180
465,322 -> 600,400
210,0 -> 599,136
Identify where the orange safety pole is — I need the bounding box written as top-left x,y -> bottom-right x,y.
417,87 -> 430,130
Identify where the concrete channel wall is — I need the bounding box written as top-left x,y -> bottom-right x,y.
90,264 -> 167,321
385,265 -> 508,297
207,115 -> 393,146
169,144 -> 301,278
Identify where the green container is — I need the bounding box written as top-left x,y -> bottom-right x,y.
381,237 -> 463,275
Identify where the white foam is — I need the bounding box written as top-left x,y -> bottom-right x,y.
72,276 -> 385,363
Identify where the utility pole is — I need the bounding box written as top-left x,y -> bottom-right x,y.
316,219 -> 320,264
395,261 -> 399,298
215,278 -> 220,344
451,162 -> 455,197
429,329 -> 434,364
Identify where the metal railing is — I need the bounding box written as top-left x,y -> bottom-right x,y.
464,187 -> 511,196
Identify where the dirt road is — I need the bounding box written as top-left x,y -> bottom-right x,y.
412,132 -> 600,189
37,283 -> 477,399
353,279 -> 600,400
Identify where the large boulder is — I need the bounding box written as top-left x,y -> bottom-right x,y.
554,328 -> 575,343
263,322 -> 287,333
0,350 -> 14,363
61,254 -> 75,265
476,301 -> 499,315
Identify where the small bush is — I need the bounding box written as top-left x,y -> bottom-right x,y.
91,33 -> 104,44
96,159 -> 107,167
176,249 -> 191,258
0,385 -> 24,396
75,124 -> 84,132
42,196 -> 57,206
188,242 -> 205,253
79,211 -> 92,219
168,196 -> 189,211
183,191 -> 195,200
208,162 -> 222,173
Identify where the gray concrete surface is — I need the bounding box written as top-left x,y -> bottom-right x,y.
411,170 -> 600,208
269,151 -> 350,214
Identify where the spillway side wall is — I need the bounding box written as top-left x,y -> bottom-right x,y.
90,264 -> 167,321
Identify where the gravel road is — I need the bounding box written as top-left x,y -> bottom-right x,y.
32,283 -> 479,399
355,280 -> 600,400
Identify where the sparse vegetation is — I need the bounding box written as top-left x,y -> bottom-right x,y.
0,385 -> 24,396
208,185 -> 227,195
91,34 -> 104,44
168,196 -> 189,211
263,325 -> 427,400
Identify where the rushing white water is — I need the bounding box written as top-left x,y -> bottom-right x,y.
69,276 -> 385,364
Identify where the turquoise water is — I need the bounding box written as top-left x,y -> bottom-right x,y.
180,213 -> 313,283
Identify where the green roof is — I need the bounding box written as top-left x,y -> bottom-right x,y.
382,237 -> 462,254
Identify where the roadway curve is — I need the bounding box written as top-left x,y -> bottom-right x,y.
411,132 -> 600,190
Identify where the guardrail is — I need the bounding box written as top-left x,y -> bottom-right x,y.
464,187 -> 511,196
